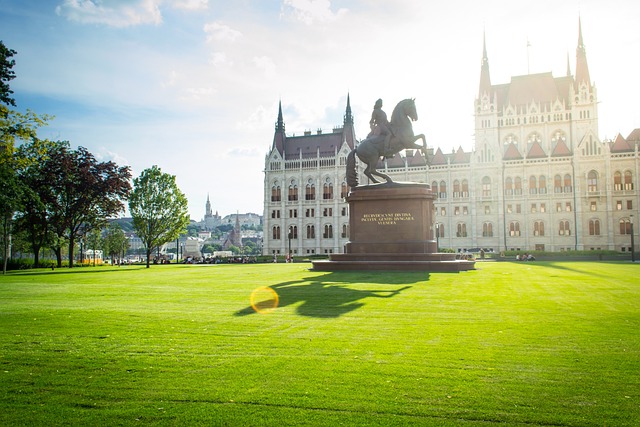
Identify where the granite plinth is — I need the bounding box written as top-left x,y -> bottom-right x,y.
311,182 -> 475,272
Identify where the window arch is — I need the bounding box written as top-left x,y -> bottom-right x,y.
482,176 -> 491,197
272,225 -> 281,240
453,180 -> 461,198
554,175 -> 562,193
587,170 -> 598,193
323,178 -> 333,200
504,177 -> 513,195
559,220 -> 571,236
620,218 -> 632,235
288,179 -> 298,201
624,171 -> 634,190
288,226 -> 298,239
482,222 -> 493,237
306,225 -> 315,239
341,181 -> 349,198
439,181 -> 447,199
529,176 -> 537,195
589,219 -> 600,236
509,221 -> 521,237
456,223 -> 467,238
533,221 -> 545,236
614,171 -> 623,191
563,174 -> 572,193
271,182 -> 281,202
539,175 -> 546,194
461,180 -> 469,197
305,179 -> 316,200
431,181 -> 438,198
435,223 -> 445,238
341,224 -> 349,238
514,177 -> 522,195
323,224 -> 333,239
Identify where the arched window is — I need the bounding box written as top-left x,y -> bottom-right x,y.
435,223 -> 445,238
505,177 -> 513,195
509,221 -> 520,237
341,224 -> 349,238
482,222 -> 493,237
272,226 -> 281,240
306,225 -> 315,239
539,175 -> 546,194
559,220 -> 571,236
456,223 -> 467,237
439,181 -> 447,198
514,177 -> 522,195
554,175 -> 562,193
564,174 -> 572,193
341,181 -> 349,198
614,171 -> 623,191
624,171 -> 634,190
620,218 -> 632,235
288,226 -> 298,239
453,180 -> 461,198
271,183 -> 281,202
323,224 -> 333,239
589,219 -> 600,236
587,171 -> 598,193
482,176 -> 491,197
288,180 -> 298,201
323,178 -> 333,200
305,179 -> 316,200
534,221 -> 545,236
432,181 -> 438,198
461,180 -> 469,197
529,176 -> 537,195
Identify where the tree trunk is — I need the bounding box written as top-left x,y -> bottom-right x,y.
146,248 -> 151,268
54,247 -> 62,268
68,236 -> 75,268
32,245 -> 41,269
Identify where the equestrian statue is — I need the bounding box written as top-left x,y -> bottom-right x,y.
346,98 -> 428,187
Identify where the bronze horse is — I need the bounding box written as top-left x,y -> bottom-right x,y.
346,98 -> 427,187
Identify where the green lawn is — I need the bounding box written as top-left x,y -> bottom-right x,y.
0,261 -> 638,426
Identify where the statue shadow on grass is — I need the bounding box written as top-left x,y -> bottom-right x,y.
234,271 -> 425,318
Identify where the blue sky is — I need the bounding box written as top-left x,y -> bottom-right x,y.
2,0 -> 639,220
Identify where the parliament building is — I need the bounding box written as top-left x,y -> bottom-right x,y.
262,21 -> 639,256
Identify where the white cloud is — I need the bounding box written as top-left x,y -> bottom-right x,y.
209,51 -> 232,67
281,0 -> 348,25
172,0 -> 208,11
252,56 -> 276,79
56,0 -> 163,27
204,21 -> 243,43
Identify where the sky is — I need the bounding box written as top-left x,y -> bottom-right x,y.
2,0 -> 639,221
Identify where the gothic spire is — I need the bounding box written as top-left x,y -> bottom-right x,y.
272,100 -> 286,154
275,100 -> 285,132
343,92 -> 354,125
478,31 -> 492,97
575,16 -> 591,89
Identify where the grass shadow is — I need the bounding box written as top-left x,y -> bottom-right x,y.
235,270 -> 421,318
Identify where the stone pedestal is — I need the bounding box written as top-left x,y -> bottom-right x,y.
312,182 -> 475,272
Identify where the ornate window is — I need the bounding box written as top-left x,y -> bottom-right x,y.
559,220 -> 571,236
539,175 -> 547,194
271,182 -> 281,202
439,181 -> 447,199
453,180 -> 461,198
509,221 -> 521,237
533,221 -> 545,236
341,181 -> 349,198
461,180 -> 469,197
306,225 -> 315,239
456,223 -> 467,237
514,177 -> 522,195
529,176 -> 537,195
482,177 -> 491,197
305,179 -> 316,200
341,224 -> 349,238
589,219 -> 600,236
272,226 -> 281,240
614,171 -> 623,191
504,177 -> 513,195
288,179 -> 298,201
482,222 -> 493,237
620,218 -> 632,235
624,171 -> 634,190
323,178 -> 333,200
323,224 -> 333,239
564,174 -> 573,193
554,175 -> 562,193
587,171 -> 598,193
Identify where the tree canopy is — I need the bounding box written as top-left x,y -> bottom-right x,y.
129,165 -> 190,268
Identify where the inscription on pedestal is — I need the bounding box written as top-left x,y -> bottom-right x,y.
360,212 -> 416,226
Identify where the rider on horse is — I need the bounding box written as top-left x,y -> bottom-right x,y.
368,99 -> 394,159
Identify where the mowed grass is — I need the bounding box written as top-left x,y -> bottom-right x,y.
0,261 -> 638,426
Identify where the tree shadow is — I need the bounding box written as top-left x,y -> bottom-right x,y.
235,271 -> 423,318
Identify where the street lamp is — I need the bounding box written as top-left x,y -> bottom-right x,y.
631,214 -> 635,263
288,226 -> 293,262
435,223 -> 440,253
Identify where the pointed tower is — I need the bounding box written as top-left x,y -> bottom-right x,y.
575,17 -> 591,90
272,101 -> 286,155
205,193 -> 212,217
343,93 -> 356,149
478,32 -> 492,99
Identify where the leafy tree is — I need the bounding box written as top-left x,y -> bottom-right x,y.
0,40 -> 16,107
129,165 -> 190,268
103,222 -> 128,265
42,143 -> 131,267
86,227 -> 102,266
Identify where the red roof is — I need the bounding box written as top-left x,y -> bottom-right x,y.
503,142 -> 523,160
527,141 -> 547,158
610,133 -> 633,153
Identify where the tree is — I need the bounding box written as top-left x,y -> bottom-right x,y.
43,143 -> 131,267
129,166 -> 190,268
1,40 -> 17,107
103,222 -> 128,265
86,227 -> 102,266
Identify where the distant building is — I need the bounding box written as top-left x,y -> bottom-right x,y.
202,193 -> 222,230
263,20 -> 639,255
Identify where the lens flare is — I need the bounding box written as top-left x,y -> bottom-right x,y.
250,286 -> 279,314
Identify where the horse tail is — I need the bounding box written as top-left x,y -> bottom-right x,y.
346,148 -> 358,188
